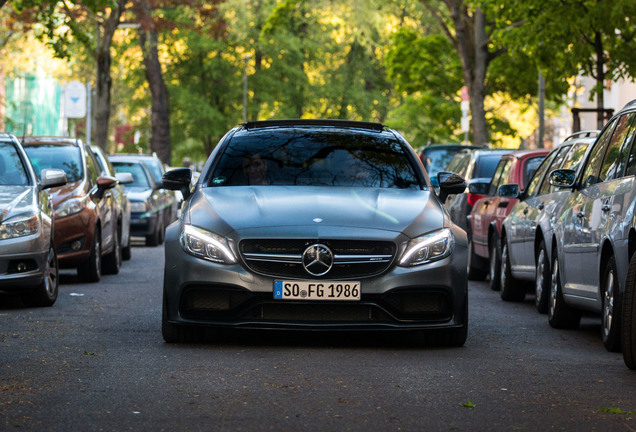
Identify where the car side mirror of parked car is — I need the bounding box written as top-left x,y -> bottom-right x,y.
39,168 -> 67,190
115,172 -> 134,185
92,176 -> 118,199
548,169 -> 576,189
467,180 -> 490,195
161,168 -> 193,200
497,183 -> 519,198
437,171 -> 467,203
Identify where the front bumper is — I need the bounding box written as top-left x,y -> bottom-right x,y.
0,234 -> 48,291
163,229 -> 468,331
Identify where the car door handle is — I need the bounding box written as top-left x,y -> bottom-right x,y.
538,203 -> 544,210
483,200 -> 490,206
602,204 -> 611,212
523,208 -> 529,215
576,211 -> 585,218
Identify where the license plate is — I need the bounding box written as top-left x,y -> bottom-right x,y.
274,280 -> 361,301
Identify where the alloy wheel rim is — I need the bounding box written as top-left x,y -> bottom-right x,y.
95,238 -> 101,276
490,243 -> 497,281
500,244 -> 508,288
550,258 -> 559,318
603,269 -> 615,339
45,247 -> 57,296
536,249 -> 546,306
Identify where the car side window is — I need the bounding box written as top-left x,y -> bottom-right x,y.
625,118 -> 636,177
581,118 -> 618,188
85,149 -> 100,187
526,149 -> 559,196
561,143 -> 588,172
522,157 -> 544,189
538,146 -> 570,195
600,113 -> 636,180
447,153 -> 470,178
488,159 -> 508,196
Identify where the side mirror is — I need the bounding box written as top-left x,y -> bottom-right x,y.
161,168 -> 193,200
437,171 -> 467,203
548,169 -> 576,188
93,175 -> 118,199
115,172 -> 134,185
39,169 -> 67,190
497,183 -> 519,198
467,181 -> 490,195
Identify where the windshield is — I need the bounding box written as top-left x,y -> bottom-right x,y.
422,148 -> 462,177
142,159 -> 164,183
112,162 -> 151,188
208,129 -> 422,189
0,142 -> 29,186
24,145 -> 83,182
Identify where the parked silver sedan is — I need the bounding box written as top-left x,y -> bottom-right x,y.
160,120 -> 469,345
0,133 -> 66,306
497,131 -> 595,309
548,100 -> 636,352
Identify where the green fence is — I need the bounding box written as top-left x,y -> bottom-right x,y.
5,74 -> 62,136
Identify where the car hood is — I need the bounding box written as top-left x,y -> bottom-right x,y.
0,186 -> 36,222
186,186 -> 445,239
49,180 -> 85,207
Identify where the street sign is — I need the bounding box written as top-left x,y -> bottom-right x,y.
461,116 -> 470,132
64,81 -> 86,118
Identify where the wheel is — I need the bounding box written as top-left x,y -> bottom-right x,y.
535,240 -> 551,314
21,245 -> 58,307
548,249 -> 581,329
601,255 -> 621,352
622,253 -> 636,369
102,227 -> 122,275
122,241 -> 132,261
489,236 -> 501,291
146,216 -> 164,247
467,237 -> 487,281
500,240 -> 525,302
78,228 -> 102,283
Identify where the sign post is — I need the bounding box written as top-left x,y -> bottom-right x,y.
460,86 -> 469,145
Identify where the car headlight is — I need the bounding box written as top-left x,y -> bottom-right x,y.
180,225 -> 237,264
55,197 -> 87,218
130,201 -> 148,213
399,228 -> 454,266
0,213 -> 40,239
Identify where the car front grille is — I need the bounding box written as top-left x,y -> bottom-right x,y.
239,239 -> 396,279
179,286 -> 452,323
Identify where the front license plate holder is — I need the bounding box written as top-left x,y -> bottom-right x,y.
274,280 -> 361,301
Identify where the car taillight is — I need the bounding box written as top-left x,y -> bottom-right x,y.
467,193 -> 485,208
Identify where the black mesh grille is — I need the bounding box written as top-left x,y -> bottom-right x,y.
239,239 -> 396,279
179,286 -> 452,323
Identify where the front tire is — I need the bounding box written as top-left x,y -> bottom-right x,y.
535,240 -> 551,314
467,237 -> 487,281
500,240 -> 525,302
102,227 -> 122,275
78,228 -> 102,283
622,253 -> 636,369
601,255 -> 621,352
162,293 -> 202,343
489,236 -> 501,291
146,215 -> 164,247
548,250 -> 580,329
21,245 -> 58,307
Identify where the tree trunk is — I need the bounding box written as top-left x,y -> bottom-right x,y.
594,31 -> 606,129
93,1 -> 125,150
139,23 -> 171,165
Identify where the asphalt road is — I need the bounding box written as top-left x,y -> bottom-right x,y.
1,242 -> 636,431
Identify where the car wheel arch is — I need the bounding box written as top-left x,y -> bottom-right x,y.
628,227 -> 636,264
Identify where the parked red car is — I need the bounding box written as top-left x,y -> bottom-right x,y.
467,148 -> 550,289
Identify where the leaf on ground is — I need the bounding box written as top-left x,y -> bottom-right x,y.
461,401 -> 475,408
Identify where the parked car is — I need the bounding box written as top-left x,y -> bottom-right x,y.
112,153 -> 178,227
546,100 -> 636,352
0,133 -> 66,306
109,156 -> 167,246
160,119 -> 468,345
444,147 -> 515,279
468,148 -> 550,288
418,144 -> 484,187
497,131 -> 596,309
22,137 -> 122,282
90,145 -> 133,261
